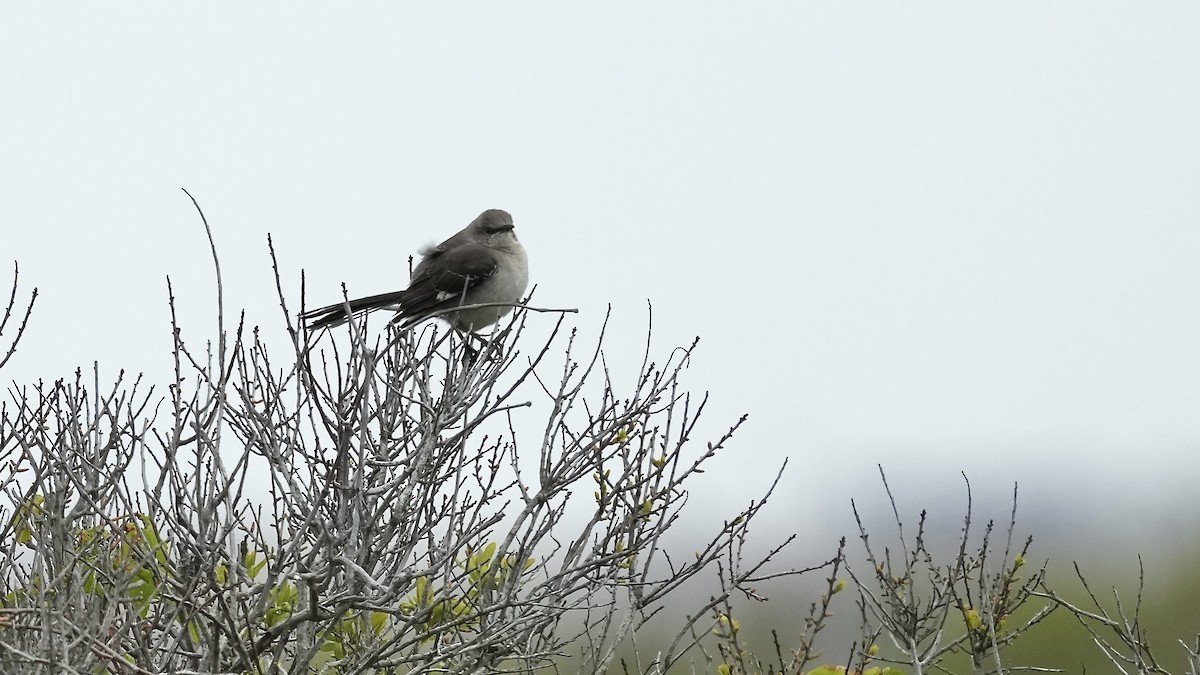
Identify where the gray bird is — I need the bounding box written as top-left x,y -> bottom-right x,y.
302,209 -> 528,331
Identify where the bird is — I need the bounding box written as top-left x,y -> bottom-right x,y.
301,209 -> 528,332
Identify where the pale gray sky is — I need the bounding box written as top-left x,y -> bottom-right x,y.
3,4 -> 1199,549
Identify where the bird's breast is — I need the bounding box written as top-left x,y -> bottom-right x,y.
476,246 -> 528,304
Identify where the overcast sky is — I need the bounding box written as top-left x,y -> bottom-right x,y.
3,4 -> 1198,556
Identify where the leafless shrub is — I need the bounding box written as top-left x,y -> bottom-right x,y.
694,537 -> 846,675
844,469 -> 1054,675
0,206 -> 818,674
1035,559 -> 1200,675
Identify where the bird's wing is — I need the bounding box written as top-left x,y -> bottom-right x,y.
392,242 -> 499,323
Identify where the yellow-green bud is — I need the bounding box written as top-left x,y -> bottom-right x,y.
963,608 -> 981,631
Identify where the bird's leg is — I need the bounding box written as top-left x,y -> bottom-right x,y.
483,327 -> 510,360
460,339 -> 481,367
458,329 -> 508,367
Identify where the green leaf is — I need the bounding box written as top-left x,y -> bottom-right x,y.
803,667 -> 845,675
265,581 -> 297,627
11,494 -> 44,546
244,550 -> 267,578
370,611 -> 388,634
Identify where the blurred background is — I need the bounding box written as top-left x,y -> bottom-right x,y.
3,3 -> 1198,670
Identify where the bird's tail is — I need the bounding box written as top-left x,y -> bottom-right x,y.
300,291 -> 408,330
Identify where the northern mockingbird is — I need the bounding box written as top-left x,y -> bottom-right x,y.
302,209 -> 528,332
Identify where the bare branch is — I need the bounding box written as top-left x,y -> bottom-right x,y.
0,260 -> 37,371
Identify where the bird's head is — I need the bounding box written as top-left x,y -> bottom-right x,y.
470,209 -> 519,246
